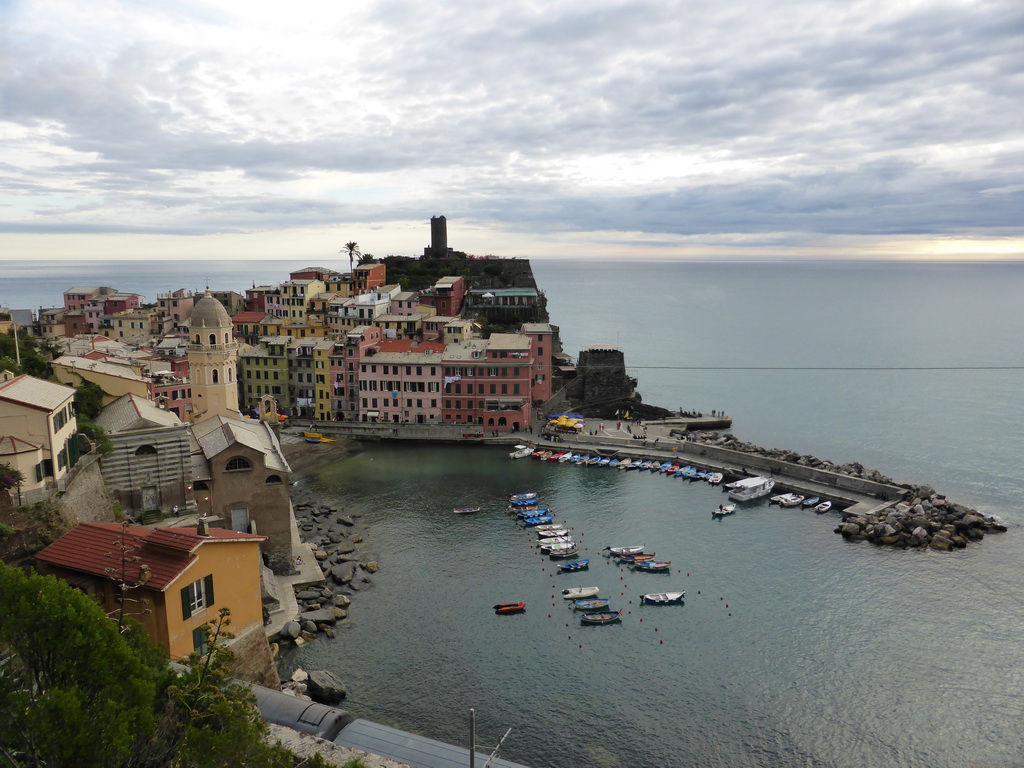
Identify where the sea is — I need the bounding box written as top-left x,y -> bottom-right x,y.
5,258 -> 1024,767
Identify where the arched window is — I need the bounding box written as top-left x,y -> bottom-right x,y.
265,475 -> 283,484
212,369 -> 219,384
193,480 -> 209,490
224,332 -> 230,344
498,417 -> 507,427
487,418 -> 494,426
228,368 -> 233,382
134,445 -> 157,456
225,456 -> 252,471
194,334 -> 201,344
209,333 -> 216,345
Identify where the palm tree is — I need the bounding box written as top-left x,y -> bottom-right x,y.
341,241 -> 361,275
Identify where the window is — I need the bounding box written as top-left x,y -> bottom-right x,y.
135,445 -> 157,456
225,456 -> 252,471
266,475 -> 283,484
180,574 -> 214,619
192,626 -> 209,655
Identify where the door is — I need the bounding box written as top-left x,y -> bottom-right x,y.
230,505 -> 250,532
142,486 -> 159,511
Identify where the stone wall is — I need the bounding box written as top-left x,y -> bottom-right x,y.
60,455 -> 118,523
229,623 -> 281,688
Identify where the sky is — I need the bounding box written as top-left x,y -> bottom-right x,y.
1,0 -> 1022,262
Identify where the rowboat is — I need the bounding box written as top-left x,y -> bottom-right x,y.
801,496 -> 820,508
573,598 -> 611,611
509,445 -> 534,460
618,553 -> 656,563
534,524 -> 565,533
640,592 -> 685,605
539,538 -> 575,552
559,559 -> 590,572
778,494 -> 805,508
815,501 -> 833,513
580,611 -> 622,625
522,514 -> 554,527
549,546 -> 580,558
604,545 -> 645,556
712,504 -> 736,518
707,472 -> 724,485
509,496 -> 539,505
632,560 -> 672,572
562,586 -> 600,599
453,506 -> 481,514
516,507 -> 549,518
536,528 -> 570,539
493,602 -> 525,615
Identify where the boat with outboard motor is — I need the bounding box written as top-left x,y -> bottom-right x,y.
640,592 -> 685,605
562,586 -> 600,599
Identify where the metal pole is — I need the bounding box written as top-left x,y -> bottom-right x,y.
469,708 -> 475,768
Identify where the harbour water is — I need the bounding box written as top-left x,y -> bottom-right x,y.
7,257 -> 1024,766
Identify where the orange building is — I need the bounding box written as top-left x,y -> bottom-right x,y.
36,521 -> 266,659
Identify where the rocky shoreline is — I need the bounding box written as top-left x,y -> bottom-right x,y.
274,438 -> 379,701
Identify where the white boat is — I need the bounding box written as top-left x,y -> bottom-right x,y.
617,459 -> 632,470
543,541 -> 578,554
536,528 -> 570,539
533,524 -> 564,533
640,591 -> 685,605
509,492 -> 537,501
562,586 -> 600,599
728,476 -> 776,502
777,493 -> 804,507
509,444 -> 534,460
815,501 -> 833,513
604,545 -> 645,556
712,504 -> 736,517
558,452 -> 573,462
707,472 -> 724,485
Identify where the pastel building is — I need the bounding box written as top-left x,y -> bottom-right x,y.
0,372 -> 80,499
357,340 -> 445,423
441,334 -> 533,431
331,326 -> 382,420
36,522 -> 267,660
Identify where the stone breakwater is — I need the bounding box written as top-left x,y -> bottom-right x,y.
686,430 -> 1007,551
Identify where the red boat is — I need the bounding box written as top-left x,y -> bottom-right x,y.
493,602 -> 526,615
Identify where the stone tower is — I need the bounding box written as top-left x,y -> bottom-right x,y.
188,291 -> 240,423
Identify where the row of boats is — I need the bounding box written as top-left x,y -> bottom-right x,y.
501,492 -> 686,624
770,493 -> 832,513
510,445 -> 727,483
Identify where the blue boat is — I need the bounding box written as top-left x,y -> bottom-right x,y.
516,507 -> 549,518
559,559 -> 590,572
633,560 -> 672,572
522,514 -> 554,527
598,457 -> 612,466
509,492 -> 537,502
509,498 -> 539,507
659,462 -> 673,473
802,496 -> 821,507
580,611 -> 622,625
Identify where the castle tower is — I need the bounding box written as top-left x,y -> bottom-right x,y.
187,291 -> 240,423
430,215 -> 447,259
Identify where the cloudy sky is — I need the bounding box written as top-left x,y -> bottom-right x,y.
1,0 -> 1022,261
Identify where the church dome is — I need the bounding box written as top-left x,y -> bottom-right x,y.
189,291 -> 232,330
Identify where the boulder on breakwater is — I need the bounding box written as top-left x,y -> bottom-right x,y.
833,489 -> 1006,551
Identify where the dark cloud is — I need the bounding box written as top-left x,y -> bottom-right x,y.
0,0 -> 1021,251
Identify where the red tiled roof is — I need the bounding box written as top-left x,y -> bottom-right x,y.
36,523 -> 265,592
231,312 -> 272,323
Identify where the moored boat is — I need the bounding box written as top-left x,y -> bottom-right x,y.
549,546 -> 580,558
712,504 -> 736,518
707,472 -> 724,485
522,514 -> 554,527
562,586 -> 599,599
573,598 -> 611,611
640,592 -> 685,605
580,610 -> 622,624
728,476 -> 776,502
633,560 -> 672,572
604,545 -> 645,556
815,501 -> 833,513
493,602 -> 526,615
801,496 -> 820,508
509,445 -> 534,460
453,506 -> 481,514
618,553 -> 656,563
559,559 -> 590,572
778,493 -> 804,507
509,492 -> 538,502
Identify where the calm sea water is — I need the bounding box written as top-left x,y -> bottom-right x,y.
6,257 -> 1024,766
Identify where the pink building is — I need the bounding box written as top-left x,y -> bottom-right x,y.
441,334 -> 533,432
331,326 -> 382,420
357,339 -> 445,423
520,322 -> 556,405
419,276 -> 466,317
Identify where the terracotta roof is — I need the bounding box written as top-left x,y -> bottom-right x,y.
377,339 -> 446,355
231,312 -> 273,323
36,523 -> 264,592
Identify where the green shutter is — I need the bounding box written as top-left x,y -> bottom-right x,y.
181,585 -> 193,620
204,574 -> 214,607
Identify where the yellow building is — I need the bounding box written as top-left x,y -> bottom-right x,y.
311,339 -> 337,421
188,292 -> 241,423
36,521 -> 266,659
51,355 -> 150,404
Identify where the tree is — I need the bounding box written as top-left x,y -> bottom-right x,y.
341,241 -> 361,276
0,564 -> 159,768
